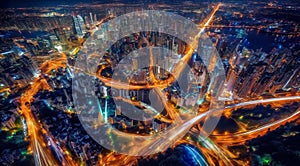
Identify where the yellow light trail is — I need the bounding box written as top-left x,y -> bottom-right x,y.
19,14 -> 113,166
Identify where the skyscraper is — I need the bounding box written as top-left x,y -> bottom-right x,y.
89,12 -> 94,26
73,15 -> 85,37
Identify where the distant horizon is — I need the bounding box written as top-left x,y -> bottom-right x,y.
1,0 -> 296,9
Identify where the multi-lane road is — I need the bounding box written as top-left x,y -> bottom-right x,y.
18,3 -> 300,165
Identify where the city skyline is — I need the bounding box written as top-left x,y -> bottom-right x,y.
0,0 -> 299,165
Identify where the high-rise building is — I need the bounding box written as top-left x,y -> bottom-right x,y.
73,15 -> 86,37
0,50 -> 36,90
93,14 -> 97,25
89,12 -> 94,25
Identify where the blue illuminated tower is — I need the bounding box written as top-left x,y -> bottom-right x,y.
73,15 -> 85,37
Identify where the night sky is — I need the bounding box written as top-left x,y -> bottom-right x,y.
1,0 -> 299,8
0,0 -> 282,8
0,0 -> 160,8
0,0 -> 94,8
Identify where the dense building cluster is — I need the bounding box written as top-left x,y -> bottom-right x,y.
0,1 -> 299,165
